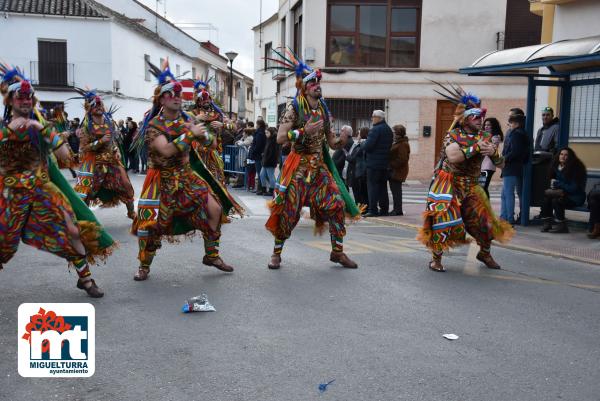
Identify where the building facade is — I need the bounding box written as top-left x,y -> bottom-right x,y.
253,0 -> 541,180
0,0 -> 253,123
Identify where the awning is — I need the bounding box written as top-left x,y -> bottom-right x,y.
460,35 -> 600,76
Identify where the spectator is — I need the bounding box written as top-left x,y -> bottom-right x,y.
347,127 -> 369,207
362,110 -> 393,217
234,119 -> 246,142
138,120 -> 147,174
500,108 -> 530,225
127,120 -> 139,173
540,147 -> 587,233
534,106 -> 560,154
238,127 -> 255,190
332,125 -> 354,185
259,127 -> 280,196
480,117 -> 504,198
67,118 -> 81,178
249,119 -> 267,194
587,185 -> 600,239
388,124 -> 410,216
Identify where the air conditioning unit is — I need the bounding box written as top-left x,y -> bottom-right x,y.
113,79 -> 120,92
304,47 -> 316,62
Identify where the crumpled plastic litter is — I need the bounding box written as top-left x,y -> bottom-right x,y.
318,379 -> 335,393
442,333 -> 459,340
182,294 -> 216,313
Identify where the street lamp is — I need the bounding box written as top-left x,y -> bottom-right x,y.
225,51 -> 238,119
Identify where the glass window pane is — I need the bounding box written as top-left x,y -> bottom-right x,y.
390,37 -> 417,67
330,36 -> 356,66
359,5 -> 387,67
330,5 -> 356,32
391,8 -> 417,32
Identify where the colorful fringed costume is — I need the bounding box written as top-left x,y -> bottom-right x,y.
131,59 -> 243,279
72,89 -> 135,217
187,78 -> 233,185
264,48 -> 361,269
0,64 -> 114,297
418,83 -> 513,271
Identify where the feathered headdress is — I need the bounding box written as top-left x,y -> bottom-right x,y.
70,87 -> 106,112
189,75 -> 224,117
69,87 -> 119,141
1,63 -> 36,122
431,80 -> 486,130
264,47 -> 322,91
132,58 -> 189,153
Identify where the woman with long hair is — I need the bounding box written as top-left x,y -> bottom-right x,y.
480,117 -> 503,197
540,147 -> 587,233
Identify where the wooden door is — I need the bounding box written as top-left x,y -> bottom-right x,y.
434,100 -> 455,165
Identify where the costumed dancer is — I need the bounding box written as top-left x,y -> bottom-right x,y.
0,64 -> 115,297
264,48 -> 362,270
187,77 -> 234,185
418,82 -> 513,272
72,89 -> 135,219
131,59 -> 243,281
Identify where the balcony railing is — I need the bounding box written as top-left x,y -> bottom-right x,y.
30,61 -> 75,88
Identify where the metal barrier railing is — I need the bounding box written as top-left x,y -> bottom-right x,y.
222,145 -> 248,188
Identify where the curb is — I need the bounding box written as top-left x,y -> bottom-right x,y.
367,217 -> 600,267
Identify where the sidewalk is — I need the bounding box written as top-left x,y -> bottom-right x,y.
367,196 -> 600,266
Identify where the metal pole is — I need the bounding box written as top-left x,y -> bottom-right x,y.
521,76 -> 536,226
228,61 -> 233,119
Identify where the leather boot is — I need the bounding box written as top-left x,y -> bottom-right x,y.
541,217 -> 553,232
330,251 -> 358,268
77,278 -> 104,298
549,221 -> 569,233
587,223 -> 600,239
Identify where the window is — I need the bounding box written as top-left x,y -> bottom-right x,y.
570,72 -> 600,140
247,87 -> 253,102
327,0 -> 421,68
144,55 -> 151,81
504,0 -> 541,49
192,67 -> 197,80
38,40 -> 68,86
293,2 -> 303,57
264,42 -> 273,70
176,64 -> 181,77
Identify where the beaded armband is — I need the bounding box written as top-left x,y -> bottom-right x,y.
287,128 -> 304,142
172,130 -> 195,152
461,143 -> 480,159
43,127 -> 65,150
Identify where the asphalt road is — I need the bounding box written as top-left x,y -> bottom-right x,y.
1,174 -> 600,401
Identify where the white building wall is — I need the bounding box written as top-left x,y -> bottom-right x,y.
0,14 -> 112,119
253,15 -> 280,126
552,0 -> 600,41
109,21 -> 196,120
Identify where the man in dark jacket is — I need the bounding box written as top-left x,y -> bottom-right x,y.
248,119 -> 267,194
500,108 -> 531,224
362,110 -> 393,217
534,107 -> 559,154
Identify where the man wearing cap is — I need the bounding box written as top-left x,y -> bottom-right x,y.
500,108 -> 531,225
362,110 -> 393,217
534,107 -> 560,154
